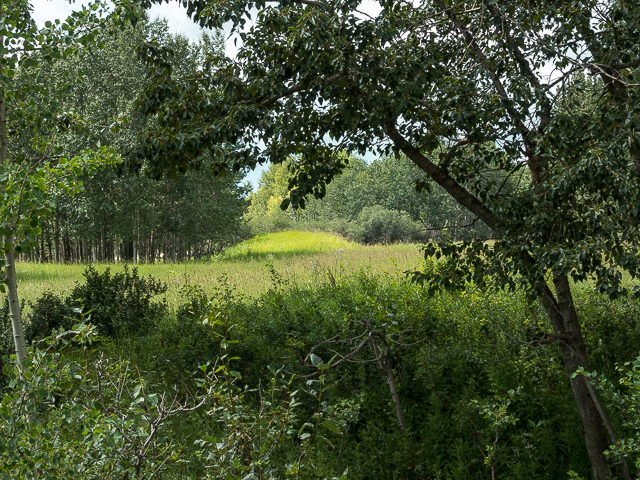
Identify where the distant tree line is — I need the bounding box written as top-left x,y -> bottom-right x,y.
24,167 -> 247,263
246,155 -> 497,244
17,18 -> 248,263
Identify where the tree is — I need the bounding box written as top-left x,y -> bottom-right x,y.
248,154 -> 489,243
41,19 -> 248,263
0,0 -> 118,362
127,0 -> 639,476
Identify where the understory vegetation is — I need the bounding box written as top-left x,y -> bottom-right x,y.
3,253 -> 640,479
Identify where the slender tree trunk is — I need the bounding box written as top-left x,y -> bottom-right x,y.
1,86 -> 27,362
194,225 -> 200,260
172,233 -> 177,262
99,227 -> 104,262
4,243 -> 27,363
163,233 -> 167,263
541,275 -> 612,479
47,224 -> 53,262
149,231 -> 155,263
39,234 -> 45,261
54,215 -> 61,263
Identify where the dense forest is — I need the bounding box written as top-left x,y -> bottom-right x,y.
1,0 -> 640,479
15,20 -> 249,264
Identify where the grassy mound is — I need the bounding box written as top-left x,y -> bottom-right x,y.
220,230 -> 355,260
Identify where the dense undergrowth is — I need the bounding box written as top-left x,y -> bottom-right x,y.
2,263 -> 640,478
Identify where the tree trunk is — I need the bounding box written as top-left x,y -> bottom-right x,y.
5,242 -> 27,363
39,234 -> 45,261
47,224 -> 53,262
54,216 -> 61,263
541,275 -> 612,479
149,231 -> 155,263
0,74 -> 27,363
194,225 -> 200,260
100,227 -> 105,262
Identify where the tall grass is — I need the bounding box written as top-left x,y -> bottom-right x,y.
15,231 -> 422,313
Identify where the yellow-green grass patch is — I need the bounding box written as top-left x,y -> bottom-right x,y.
219,230 -> 356,260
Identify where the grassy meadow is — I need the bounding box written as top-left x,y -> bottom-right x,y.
15,231 -> 422,312
6,230 -> 640,479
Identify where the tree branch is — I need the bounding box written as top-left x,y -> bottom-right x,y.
383,119 -> 499,232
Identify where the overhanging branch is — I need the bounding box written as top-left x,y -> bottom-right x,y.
383,119 -> 499,233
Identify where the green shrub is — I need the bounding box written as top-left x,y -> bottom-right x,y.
355,205 -> 417,244
24,265 -> 167,340
0,317 -> 342,480
68,265 -> 167,336
11,263 -> 640,479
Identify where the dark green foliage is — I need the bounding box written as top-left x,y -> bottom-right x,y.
68,265 -> 167,336
355,205 -> 416,244
9,266 -> 640,478
25,265 -> 167,339
25,291 -> 70,339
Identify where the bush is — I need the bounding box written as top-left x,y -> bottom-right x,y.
246,211 -> 298,236
25,265 -> 167,340
355,205 -> 417,244
0,318 -> 340,479
68,265 -> 167,336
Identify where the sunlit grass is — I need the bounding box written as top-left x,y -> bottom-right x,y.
14,231 -> 423,314
219,231 -> 356,260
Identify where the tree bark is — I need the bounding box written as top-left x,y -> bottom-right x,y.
541,275 -> 612,479
4,242 -> 27,363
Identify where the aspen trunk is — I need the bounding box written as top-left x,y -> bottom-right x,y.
4,243 -> 27,362
1,72 -> 27,362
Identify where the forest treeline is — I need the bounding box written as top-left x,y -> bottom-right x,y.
19,19 -> 248,264
246,155 -> 494,244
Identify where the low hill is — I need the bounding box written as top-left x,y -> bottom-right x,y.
220,231 -> 355,260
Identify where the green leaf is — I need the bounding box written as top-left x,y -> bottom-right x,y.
322,420 -> 342,435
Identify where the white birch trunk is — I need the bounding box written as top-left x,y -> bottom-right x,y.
1,82 -> 27,362
5,243 -> 27,362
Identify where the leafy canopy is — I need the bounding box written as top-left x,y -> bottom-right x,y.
128,0 -> 640,298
